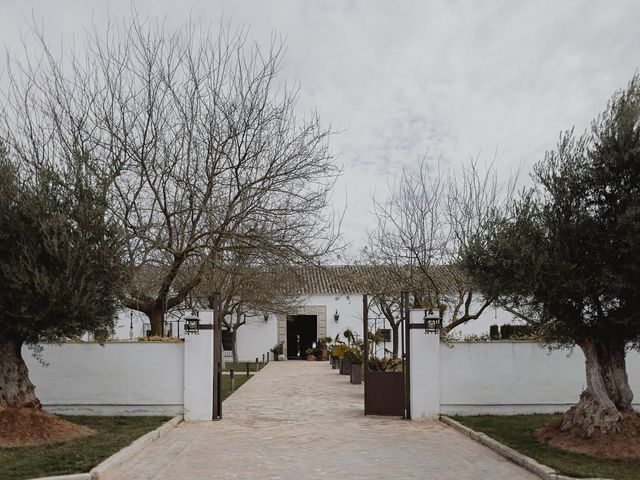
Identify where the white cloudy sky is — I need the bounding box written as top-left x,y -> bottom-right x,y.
1,0 -> 638,255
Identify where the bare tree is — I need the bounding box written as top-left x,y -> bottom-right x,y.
367,156 -> 515,332
2,17 -> 341,335
194,251 -> 302,362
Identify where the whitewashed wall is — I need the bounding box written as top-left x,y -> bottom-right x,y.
315,293 -> 364,341
235,294 -> 365,361
236,315 -> 278,362
110,293 -> 519,360
439,342 -> 640,415
24,342 -> 184,416
443,298 -> 516,336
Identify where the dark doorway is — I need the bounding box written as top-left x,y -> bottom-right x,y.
286,315 -> 317,359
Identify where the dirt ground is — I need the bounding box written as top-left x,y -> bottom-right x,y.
0,407 -> 95,448
537,411 -> 640,459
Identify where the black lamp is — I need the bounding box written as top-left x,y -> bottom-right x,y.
183,308 -> 201,335
334,309 -> 340,323
423,309 -> 441,334
263,312 -> 269,323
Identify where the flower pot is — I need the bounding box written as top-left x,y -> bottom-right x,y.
321,345 -> 329,361
350,364 -> 362,384
341,356 -> 352,375
338,358 -> 343,374
332,358 -> 338,369
307,355 -> 316,361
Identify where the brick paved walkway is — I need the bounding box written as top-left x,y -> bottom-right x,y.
103,361 -> 537,480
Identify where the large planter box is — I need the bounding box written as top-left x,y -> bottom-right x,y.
341,356 -> 352,376
350,364 -> 362,384
364,370 -> 404,416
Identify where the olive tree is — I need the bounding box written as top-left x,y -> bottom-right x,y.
0,144 -> 123,410
463,75 -> 640,437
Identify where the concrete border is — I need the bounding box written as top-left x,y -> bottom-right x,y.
27,475 -> 91,480
26,415 -> 183,480
440,416 -> 612,480
89,415 -> 183,479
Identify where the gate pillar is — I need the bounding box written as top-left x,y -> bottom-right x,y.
184,310 -> 215,421
408,309 -> 440,420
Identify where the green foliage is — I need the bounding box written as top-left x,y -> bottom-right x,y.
135,336 -> 183,343
343,346 -> 363,365
331,344 -> 348,359
489,324 -> 500,340
499,324 -> 514,340
270,342 -> 284,355
463,74 -> 640,347
367,356 -> 402,372
0,146 -> 125,345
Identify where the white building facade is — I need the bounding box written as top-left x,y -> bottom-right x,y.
113,265 -> 517,361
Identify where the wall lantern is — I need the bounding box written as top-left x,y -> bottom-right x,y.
334,309 -> 340,323
263,312 -> 269,323
423,309 -> 441,334
183,308 -> 201,335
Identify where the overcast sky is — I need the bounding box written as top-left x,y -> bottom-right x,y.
1,1 -> 638,255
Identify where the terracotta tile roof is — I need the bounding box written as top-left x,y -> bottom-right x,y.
272,264 -> 466,295
127,263 -> 467,297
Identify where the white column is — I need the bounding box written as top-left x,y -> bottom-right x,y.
183,310 -> 214,421
409,309 -> 440,420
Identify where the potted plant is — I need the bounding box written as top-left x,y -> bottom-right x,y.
305,347 -> 317,361
332,344 -> 347,372
344,347 -> 363,384
317,336 -> 333,361
270,342 -> 284,361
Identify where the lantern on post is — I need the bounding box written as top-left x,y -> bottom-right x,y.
183,308 -> 201,335
423,309 -> 441,334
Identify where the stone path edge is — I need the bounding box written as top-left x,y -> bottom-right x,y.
26,415 -> 184,480
89,415 -> 184,480
440,416 -> 611,480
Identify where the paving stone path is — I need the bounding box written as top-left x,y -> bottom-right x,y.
103,361 -> 538,480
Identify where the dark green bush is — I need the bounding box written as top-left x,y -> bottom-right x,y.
500,324 -> 514,339
489,324 -> 500,340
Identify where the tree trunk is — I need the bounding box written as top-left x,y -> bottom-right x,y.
561,337 -> 634,437
148,307 -> 164,337
231,329 -> 239,363
391,322 -> 400,358
0,339 -> 40,410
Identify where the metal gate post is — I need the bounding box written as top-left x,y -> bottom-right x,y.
212,292 -> 222,420
403,291 -> 411,419
363,294 -> 369,415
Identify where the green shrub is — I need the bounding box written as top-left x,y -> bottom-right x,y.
343,346 -> 363,364
499,324 -> 514,339
136,336 -> 183,343
331,344 -> 348,359
489,324 -> 500,340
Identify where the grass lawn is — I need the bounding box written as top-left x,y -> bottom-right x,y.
221,373 -> 252,400
454,414 -> 640,480
222,360 -> 265,373
0,415 -> 170,480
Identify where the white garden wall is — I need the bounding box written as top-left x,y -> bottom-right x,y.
24,342 -> 185,416
439,342 -> 640,415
